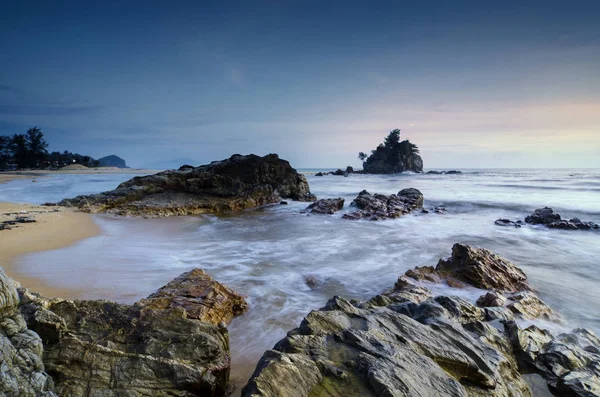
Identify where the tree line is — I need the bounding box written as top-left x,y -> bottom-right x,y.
0,127 -> 99,170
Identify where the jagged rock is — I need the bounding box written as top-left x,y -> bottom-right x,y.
506,291 -> 561,322
16,269 -> 247,396
525,207 -> 562,225
404,244 -> 531,293
56,154 -> 316,217
495,219 -> 523,227
477,291 -> 508,307
135,268 -> 248,325
342,188 -> 424,220
0,268 -> 57,396
302,198 -> 345,215
242,295 -> 532,397
315,172 -> 324,176
548,218 -> 599,230
345,166 -> 354,174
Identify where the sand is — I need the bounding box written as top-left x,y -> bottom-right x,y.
0,202 -> 100,298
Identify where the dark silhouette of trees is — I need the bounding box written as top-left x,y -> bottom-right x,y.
0,127 -> 99,170
358,152 -> 368,161
357,128 -> 422,173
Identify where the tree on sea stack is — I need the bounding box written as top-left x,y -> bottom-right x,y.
358,128 -> 423,174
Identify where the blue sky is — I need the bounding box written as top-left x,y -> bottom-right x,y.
1,0 -> 599,168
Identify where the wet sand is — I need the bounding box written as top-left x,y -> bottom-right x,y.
0,202 -> 100,298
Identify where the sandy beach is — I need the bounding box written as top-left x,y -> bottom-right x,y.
0,202 -> 100,298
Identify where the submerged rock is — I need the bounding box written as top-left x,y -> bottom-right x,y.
243,245 -> 600,397
342,188 -> 424,220
0,268 -> 57,396
15,269 -> 247,397
495,218 -> 524,227
135,268 -> 248,325
302,198 -> 345,215
56,154 -> 316,217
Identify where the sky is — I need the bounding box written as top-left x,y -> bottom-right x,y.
1,0 -> 599,169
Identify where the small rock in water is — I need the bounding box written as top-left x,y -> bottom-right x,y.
302,197 -> 344,214
280,201 -> 288,205
495,219 -> 523,227
303,275 -> 320,289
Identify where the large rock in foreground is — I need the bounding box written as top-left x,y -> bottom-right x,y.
0,268 -> 57,396
342,188 -> 424,220
136,268 -> 247,325
243,244 -> 599,397
57,154 -> 316,217
15,268 -> 247,397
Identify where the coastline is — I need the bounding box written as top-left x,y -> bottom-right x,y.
0,202 -> 101,298
0,167 -> 159,181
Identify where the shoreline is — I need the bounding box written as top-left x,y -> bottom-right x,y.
0,202 -> 101,298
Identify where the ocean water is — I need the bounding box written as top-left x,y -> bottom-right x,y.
2,168 -> 600,386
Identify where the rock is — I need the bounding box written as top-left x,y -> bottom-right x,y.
477,291 -> 508,307
314,172 -> 324,176
0,267 -> 57,396
98,154 -> 128,168
302,198 -> 345,215
525,207 -> 561,225
56,154 -> 316,217
345,166 -> 354,174
280,201 -> 288,205
404,244 -> 531,293
303,275 -> 319,289
361,129 -> 423,174
178,164 -> 195,171
445,170 -> 462,174
135,268 -> 248,325
548,218 -> 599,230
242,295 -> 532,397
506,291 -> 561,322
18,285 -> 233,397
495,219 -> 524,227
342,188 -> 424,220
426,170 -> 443,174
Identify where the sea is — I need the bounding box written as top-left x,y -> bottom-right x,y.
1,168 -> 599,386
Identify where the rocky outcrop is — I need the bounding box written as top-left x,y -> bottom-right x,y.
302,198 -> 345,215
14,269 -> 247,397
426,170 -> 462,175
242,245 -> 600,397
135,269 -> 247,325
495,219 -> 524,227
98,154 -> 128,168
342,188 -> 424,220
0,268 -> 57,396
522,208 -> 599,230
360,129 -> 423,174
56,154 -> 316,217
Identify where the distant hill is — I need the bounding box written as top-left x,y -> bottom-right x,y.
141,157 -> 199,170
98,155 -> 128,168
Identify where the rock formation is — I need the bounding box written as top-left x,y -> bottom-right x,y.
0,268 -> 57,396
135,269 -> 248,325
242,244 -> 600,397
360,129 -> 423,174
56,154 -> 316,217
1,267 -> 247,397
302,198 -> 345,215
98,154 -> 128,168
497,207 -> 599,231
342,188 -> 424,220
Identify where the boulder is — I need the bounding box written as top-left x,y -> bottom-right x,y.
477,291 -> 508,307
135,268 -> 248,325
302,198 -> 345,215
404,244 -> 531,293
345,166 -> 354,174
525,207 -> 561,225
56,154 -> 316,217
0,267 -> 57,396
315,172 -> 324,177
16,269 -> 248,396
342,188 -> 424,220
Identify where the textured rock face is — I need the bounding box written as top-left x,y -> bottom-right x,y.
15,269 -> 248,397
0,268 -> 57,396
302,198 -> 345,214
404,243 -> 531,293
57,154 -> 316,217
242,245 -> 600,397
136,269 -> 248,325
342,188 -> 424,220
